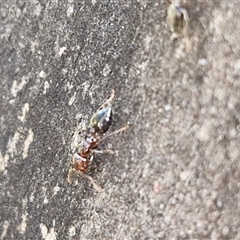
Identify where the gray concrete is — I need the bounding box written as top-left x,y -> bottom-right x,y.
1,0 -> 240,239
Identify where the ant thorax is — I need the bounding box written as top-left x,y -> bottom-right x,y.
79,127 -> 99,153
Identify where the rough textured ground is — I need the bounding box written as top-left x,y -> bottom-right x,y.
1,0 -> 240,239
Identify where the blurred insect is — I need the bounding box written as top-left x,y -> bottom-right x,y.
166,0 -> 189,39
67,90 -> 129,189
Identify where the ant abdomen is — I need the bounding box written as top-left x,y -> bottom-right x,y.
90,107 -> 112,134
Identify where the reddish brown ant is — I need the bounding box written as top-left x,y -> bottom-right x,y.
67,90 -> 128,189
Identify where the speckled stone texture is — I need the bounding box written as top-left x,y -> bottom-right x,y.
1,1 -> 240,239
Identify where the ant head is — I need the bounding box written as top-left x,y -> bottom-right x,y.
90,107 -> 112,134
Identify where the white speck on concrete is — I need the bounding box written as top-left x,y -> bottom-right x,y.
197,120 -> 214,142
164,104 -> 172,111
31,40 -> 39,53
40,224 -> 48,238
180,170 -> 191,182
61,68 -> 68,75
17,197 -> 28,235
22,129 -> 34,159
29,193 -> 35,202
153,180 -> 161,193
64,82 -> 74,91
18,103 -> 29,122
42,186 -> 48,204
43,81 -> 50,94
32,0 -> 42,16
7,131 -> 20,157
0,152 -> 9,173
67,5 -> 74,17
222,226 -> 229,236
53,184 -> 61,196
69,92 -> 76,106
11,77 -> 27,97
198,58 -> 208,66
17,212 -> 28,234
58,46 -> 67,57
136,0 -> 147,8
0,221 -> 9,239
39,70 -> 46,79
82,81 -> 91,99
214,87 -> 226,102
40,223 -> 57,240
9,99 -> 15,104
102,63 -> 111,77
43,197 -> 49,204
143,34 -> 153,52
0,128 -> 24,172
68,225 -> 76,237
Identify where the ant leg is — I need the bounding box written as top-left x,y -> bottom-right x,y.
93,149 -> 115,155
82,174 -> 104,192
100,125 -> 129,143
67,167 -> 76,184
97,89 -> 115,110
67,153 -> 77,184
68,166 -> 104,192
67,153 -> 83,184
183,11 -> 189,37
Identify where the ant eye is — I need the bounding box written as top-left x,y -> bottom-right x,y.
90,107 -> 112,134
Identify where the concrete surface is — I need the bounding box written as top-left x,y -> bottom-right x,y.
1,0 -> 240,239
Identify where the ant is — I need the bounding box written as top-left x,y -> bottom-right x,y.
67,90 -> 128,190
166,0 -> 190,47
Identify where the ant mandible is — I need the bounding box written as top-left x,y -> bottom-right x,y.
67,90 -> 129,186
